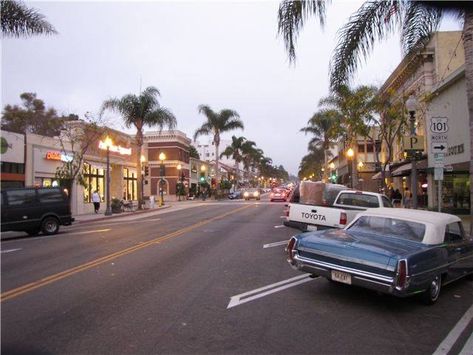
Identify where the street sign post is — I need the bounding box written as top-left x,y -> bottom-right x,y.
429,117 -> 449,213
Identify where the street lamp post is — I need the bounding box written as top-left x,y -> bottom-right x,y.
140,154 -> 146,208
346,148 -> 354,188
177,163 -> 182,201
104,136 -> 113,216
159,152 -> 166,206
200,164 -> 207,200
406,95 -> 418,209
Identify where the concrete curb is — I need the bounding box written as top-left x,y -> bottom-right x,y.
75,205 -> 172,224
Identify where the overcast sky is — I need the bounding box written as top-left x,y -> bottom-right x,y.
1,0 -> 461,175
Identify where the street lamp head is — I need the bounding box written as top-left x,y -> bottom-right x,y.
405,95 -> 417,113
140,154 -> 146,163
346,148 -> 354,158
159,152 -> 166,161
177,164 -> 182,170
104,136 -> 113,148
329,162 -> 335,169
201,165 -> 206,172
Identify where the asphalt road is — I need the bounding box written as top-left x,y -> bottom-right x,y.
1,197 -> 473,354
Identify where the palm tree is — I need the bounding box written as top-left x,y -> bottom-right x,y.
194,105 -> 244,190
101,86 -> 176,209
220,135 -> 247,187
299,145 -> 326,181
300,109 -> 341,182
278,0 -> 473,229
1,0 -> 57,37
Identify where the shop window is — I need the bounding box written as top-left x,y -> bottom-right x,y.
123,168 -> 137,200
83,163 -> 105,202
1,162 -> 25,174
358,144 -> 364,153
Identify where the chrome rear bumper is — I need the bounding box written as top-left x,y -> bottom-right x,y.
292,254 -> 396,294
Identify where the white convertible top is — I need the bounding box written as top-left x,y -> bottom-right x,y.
350,208 -> 462,245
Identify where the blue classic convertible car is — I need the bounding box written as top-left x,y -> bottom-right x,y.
286,208 -> 473,304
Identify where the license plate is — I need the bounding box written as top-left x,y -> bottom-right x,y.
331,270 -> 351,285
306,225 -> 318,231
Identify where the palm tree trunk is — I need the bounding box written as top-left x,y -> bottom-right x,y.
462,9 -> 473,235
136,129 -> 144,210
323,148 -> 329,182
214,133 -> 220,195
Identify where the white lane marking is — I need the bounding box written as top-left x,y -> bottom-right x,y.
263,240 -> 288,249
274,225 -> 285,229
433,302 -> 473,355
459,330 -> 473,355
227,274 -> 313,309
67,229 -> 111,235
1,248 -> 22,254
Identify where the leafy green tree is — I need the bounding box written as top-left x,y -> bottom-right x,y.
318,84 -> 377,189
101,86 -> 176,209
278,0 -> 473,228
300,109 -> 341,181
1,0 -> 57,37
2,92 -> 77,136
194,105 -> 244,188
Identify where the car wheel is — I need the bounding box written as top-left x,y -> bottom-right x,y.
422,275 -> 441,305
270,199 -> 273,202
41,217 -> 60,235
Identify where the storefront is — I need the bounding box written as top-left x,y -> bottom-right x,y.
25,130 -> 137,215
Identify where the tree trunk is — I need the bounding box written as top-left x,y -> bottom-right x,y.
323,148 -> 329,182
136,129 -> 144,210
351,142 -> 359,189
214,133 -> 220,195
462,9 -> 473,235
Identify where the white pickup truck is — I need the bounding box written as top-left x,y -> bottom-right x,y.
284,190 -> 393,232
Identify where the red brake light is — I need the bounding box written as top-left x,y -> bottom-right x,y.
396,259 -> 408,290
339,212 -> 347,225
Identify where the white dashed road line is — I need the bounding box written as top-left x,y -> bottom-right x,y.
1,248 -> 22,254
263,240 -> 288,248
433,302 -> 473,355
227,274 -> 314,309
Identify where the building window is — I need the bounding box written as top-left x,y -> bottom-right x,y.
123,168 -> 137,200
83,163 -> 105,203
34,178 -> 60,187
358,144 -> 365,153
1,162 -> 25,174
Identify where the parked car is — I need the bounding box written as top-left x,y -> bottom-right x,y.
270,188 -> 287,202
286,208 -> 473,304
228,191 -> 242,200
243,188 -> 260,201
1,187 -> 74,236
285,189 -> 392,232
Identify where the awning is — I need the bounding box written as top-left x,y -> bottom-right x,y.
391,160 -> 428,177
371,170 -> 391,180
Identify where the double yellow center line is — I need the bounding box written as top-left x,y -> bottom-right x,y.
1,204 -> 252,302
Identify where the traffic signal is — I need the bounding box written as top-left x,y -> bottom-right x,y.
200,176 -> 205,183
144,166 -> 149,176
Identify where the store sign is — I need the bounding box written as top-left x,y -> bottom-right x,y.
45,151 -> 73,162
98,140 -> 131,155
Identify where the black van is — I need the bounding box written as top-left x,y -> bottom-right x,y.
1,187 -> 74,236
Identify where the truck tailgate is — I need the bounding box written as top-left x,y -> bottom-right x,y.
288,203 -> 347,229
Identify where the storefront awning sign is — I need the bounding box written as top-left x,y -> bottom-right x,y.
45,151 -> 73,162
98,140 -> 131,155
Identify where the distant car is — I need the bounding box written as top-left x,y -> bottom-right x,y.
243,189 -> 260,201
228,191 -> 242,200
270,188 -> 287,202
1,187 -> 74,236
286,208 -> 473,304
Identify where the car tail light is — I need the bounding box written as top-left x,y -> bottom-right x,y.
339,212 -> 347,225
286,237 -> 297,264
395,259 -> 408,290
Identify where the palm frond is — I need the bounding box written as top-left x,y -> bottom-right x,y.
329,0 -> 401,91
1,0 -> 57,37
144,107 -> 177,130
193,123 -> 212,141
401,2 -> 442,54
278,0 -> 328,62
